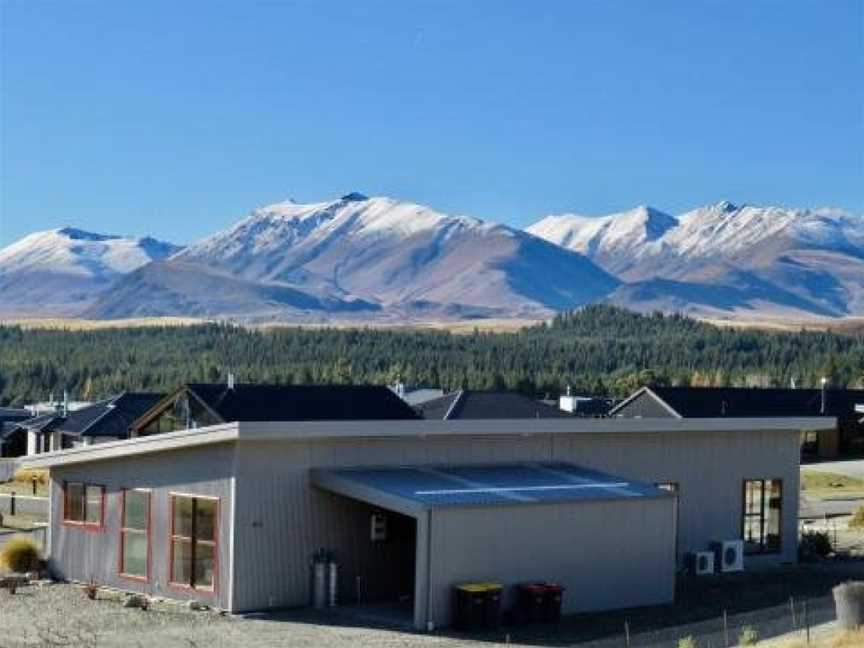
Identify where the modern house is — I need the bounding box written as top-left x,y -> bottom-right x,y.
0,393 -> 165,458
23,394 -> 827,629
129,382 -> 419,435
415,390 -> 572,419
610,386 -> 864,459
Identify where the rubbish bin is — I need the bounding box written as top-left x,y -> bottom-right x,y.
518,583 -> 547,623
833,581 -> 864,630
480,583 -> 503,629
542,583 -> 565,622
454,584 -> 487,631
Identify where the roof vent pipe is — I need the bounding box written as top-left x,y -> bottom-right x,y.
821,377 -> 828,415
227,373 -> 236,390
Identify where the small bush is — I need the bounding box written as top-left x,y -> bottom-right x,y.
0,536 -> 40,573
739,625 -> 759,646
678,637 -> 698,648
12,469 -> 47,486
848,506 -> 864,530
800,530 -> 833,559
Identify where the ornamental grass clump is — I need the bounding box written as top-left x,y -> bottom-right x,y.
0,536 -> 40,573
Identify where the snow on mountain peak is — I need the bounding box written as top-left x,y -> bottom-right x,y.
0,227 -> 179,278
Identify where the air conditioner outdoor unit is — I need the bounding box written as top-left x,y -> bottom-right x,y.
711,540 -> 744,573
688,551 -> 716,576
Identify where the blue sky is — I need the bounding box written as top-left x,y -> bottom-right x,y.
1,0 -> 861,246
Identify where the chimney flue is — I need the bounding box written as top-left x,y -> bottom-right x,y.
821,377 -> 828,415
227,373 -> 236,390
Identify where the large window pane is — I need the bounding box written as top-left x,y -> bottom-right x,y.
173,497 -> 194,537
194,543 -> 215,589
195,499 -> 217,542
122,532 -> 148,577
65,483 -> 84,522
124,491 -> 148,530
85,486 -> 102,525
742,479 -> 782,554
172,539 -> 193,584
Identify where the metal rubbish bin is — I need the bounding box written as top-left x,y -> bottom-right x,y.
518,583 -> 547,624
834,581 -> 864,629
542,583 -> 565,622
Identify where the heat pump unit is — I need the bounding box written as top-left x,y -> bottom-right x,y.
711,540 -> 744,573
688,551 -> 715,576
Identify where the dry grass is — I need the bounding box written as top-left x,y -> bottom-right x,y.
0,535 -> 40,572
801,471 -> 864,498
0,469 -> 49,496
0,316 -> 209,330
702,316 -> 864,334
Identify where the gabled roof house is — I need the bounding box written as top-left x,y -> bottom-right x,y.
415,390 -> 572,420
610,386 -> 864,459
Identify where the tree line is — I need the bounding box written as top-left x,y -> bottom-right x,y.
0,305 -> 862,406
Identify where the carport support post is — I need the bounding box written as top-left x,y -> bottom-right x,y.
413,510 -> 431,631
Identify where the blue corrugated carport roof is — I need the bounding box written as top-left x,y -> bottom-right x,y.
311,462 -> 671,514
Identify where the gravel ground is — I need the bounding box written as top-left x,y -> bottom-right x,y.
1,561 -> 863,648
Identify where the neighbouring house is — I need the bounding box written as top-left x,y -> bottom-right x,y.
24,404 -> 827,629
415,389 -> 573,419
0,407 -> 32,458
130,382 -> 419,436
0,393 -> 165,458
609,386 -> 864,459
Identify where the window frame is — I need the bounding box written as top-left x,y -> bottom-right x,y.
61,481 -> 105,531
118,488 -> 152,582
741,478 -> 783,555
168,493 -> 219,595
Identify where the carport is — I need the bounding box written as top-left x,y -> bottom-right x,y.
311,462 -> 677,630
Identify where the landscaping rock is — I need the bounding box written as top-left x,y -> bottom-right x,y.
123,593 -> 150,609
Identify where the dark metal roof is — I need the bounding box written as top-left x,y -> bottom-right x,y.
313,462 -> 670,513
186,383 -> 420,422
415,390 -> 573,420
0,407 -> 30,423
646,387 -> 864,418
56,393 -> 165,438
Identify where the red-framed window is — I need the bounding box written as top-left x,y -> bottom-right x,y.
169,494 -> 218,593
62,482 -> 105,529
119,489 -> 151,581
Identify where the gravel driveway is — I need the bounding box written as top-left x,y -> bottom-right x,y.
1,561 -> 862,648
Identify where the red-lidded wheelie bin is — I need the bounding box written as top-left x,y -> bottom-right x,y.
542,583 -> 565,622
518,583 -> 546,623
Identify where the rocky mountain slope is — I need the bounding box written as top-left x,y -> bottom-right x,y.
84,193 -> 619,320
528,202 -> 864,318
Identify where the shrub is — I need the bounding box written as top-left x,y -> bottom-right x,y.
739,625 -> 759,646
799,530 -> 833,559
678,637 -> 698,648
849,506 -> 864,530
0,536 -> 40,573
12,468 -> 47,486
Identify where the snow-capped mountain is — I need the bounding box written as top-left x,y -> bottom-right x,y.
86,193 -> 619,320
0,228 -> 181,316
527,202 -> 864,318
526,206 -> 678,275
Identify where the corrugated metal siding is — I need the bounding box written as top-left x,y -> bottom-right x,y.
48,443 -> 235,610
552,429 -> 800,566
425,496 -> 676,628
231,428 -> 798,613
